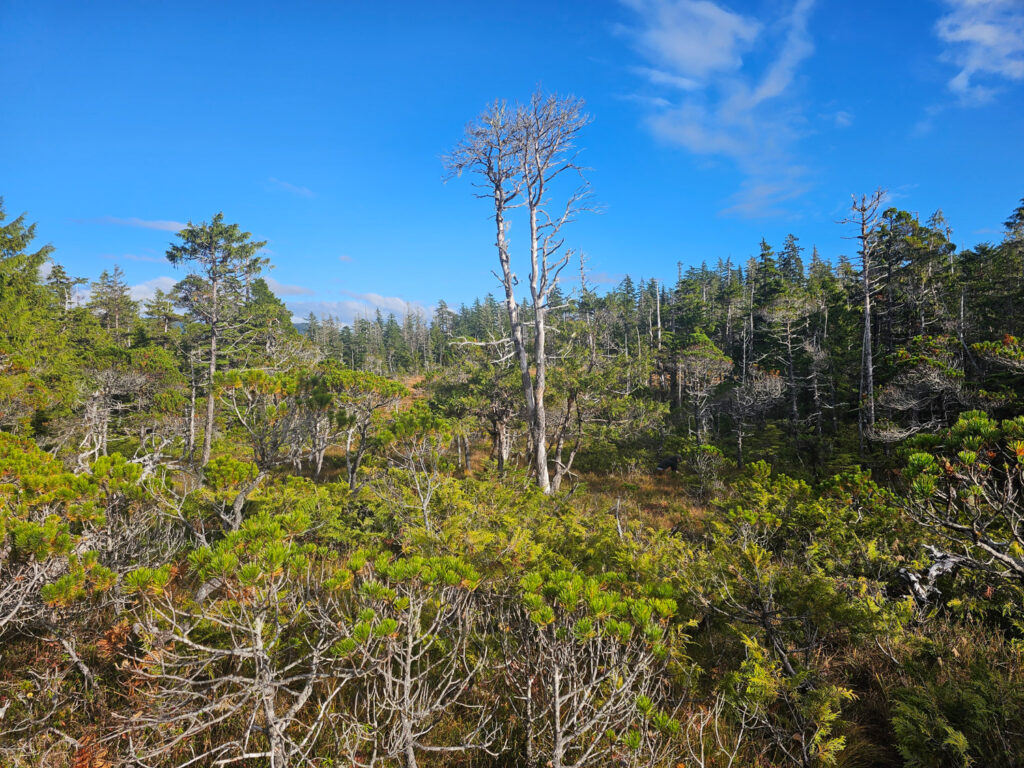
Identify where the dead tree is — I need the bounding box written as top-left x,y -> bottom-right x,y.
841,189 -> 886,455
677,333 -> 733,441
760,293 -> 813,430
731,366 -> 785,468
445,91 -> 592,493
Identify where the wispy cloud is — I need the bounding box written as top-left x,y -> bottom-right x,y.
618,0 -> 819,217
288,292 -> 428,325
268,177 -> 315,198
831,110 -> 853,128
99,216 -> 185,232
936,0 -> 1024,104
720,175 -> 811,218
129,276 -> 177,302
587,271 -> 625,286
616,93 -> 673,110
338,254 -> 354,263
619,0 -> 760,80
629,66 -> 701,91
265,276 -> 315,296
912,103 -> 944,136
341,291 -> 423,315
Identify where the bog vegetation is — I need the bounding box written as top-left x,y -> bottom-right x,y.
2,94 -> 1024,766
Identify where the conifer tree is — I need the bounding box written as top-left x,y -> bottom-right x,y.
166,213 -> 268,465
88,265 -> 138,346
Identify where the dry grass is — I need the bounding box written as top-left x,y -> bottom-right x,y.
574,470 -> 707,533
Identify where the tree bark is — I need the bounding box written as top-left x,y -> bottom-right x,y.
202,276 -> 219,466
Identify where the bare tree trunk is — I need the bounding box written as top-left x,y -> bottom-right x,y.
655,279 -> 662,350
402,601 -> 420,768
494,169 -> 541,483
675,357 -> 683,411
230,471 -> 266,531
186,361 -> 197,461
848,190 -> 884,455
202,280 -> 219,466
785,323 -> 798,427
860,282 -> 875,453
496,421 -> 509,473
551,666 -> 564,768
809,355 -> 823,437
313,430 -> 327,481
532,300 -> 551,493
744,285 -> 755,384
446,93 -> 589,495
525,673 -> 537,768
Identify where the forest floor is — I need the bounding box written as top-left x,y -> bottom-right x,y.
576,470 -> 707,534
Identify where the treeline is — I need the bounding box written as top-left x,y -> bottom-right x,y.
12,191 -> 1024,483
309,195 -> 1024,479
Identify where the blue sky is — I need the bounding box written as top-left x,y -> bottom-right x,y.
2,0 -> 1022,322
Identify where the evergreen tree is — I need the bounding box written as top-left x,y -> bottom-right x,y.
778,233 -> 805,285
167,213 -> 268,465
88,266 -> 138,346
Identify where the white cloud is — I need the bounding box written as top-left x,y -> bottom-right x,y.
617,93 -> 674,109
129,276 -> 177,302
100,216 -> 185,232
739,0 -> 814,110
936,0 -> 1024,103
647,102 -> 748,156
268,177 -> 315,198
720,173 -> 811,218
265,276 -> 315,296
619,0 -> 760,79
815,109 -> 853,128
288,292 -> 427,325
630,66 -> 701,91
620,0 -> 819,217
342,291 -> 423,315
338,254 -> 353,263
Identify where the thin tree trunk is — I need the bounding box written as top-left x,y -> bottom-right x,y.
495,184 -> 539,482
860,246 -> 875,453
533,305 -> 550,494
186,361 -> 197,460
202,281 -> 219,466
848,190 -> 884,455
527,184 -> 551,493
525,672 -> 536,768
655,280 -> 662,349
402,602 -> 419,768
786,324 -> 798,427
552,665 -> 564,768
230,471 -> 266,530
